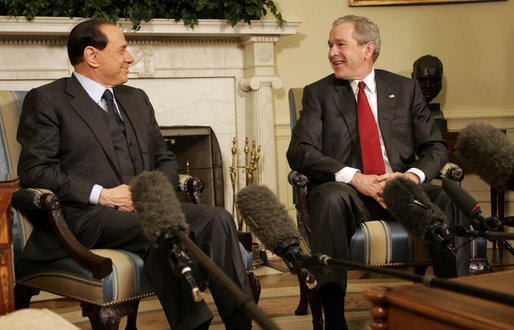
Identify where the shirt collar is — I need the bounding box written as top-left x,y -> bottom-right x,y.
74,72 -> 113,104
350,68 -> 376,95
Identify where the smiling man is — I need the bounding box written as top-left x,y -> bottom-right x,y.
287,15 -> 471,329
17,19 -> 252,330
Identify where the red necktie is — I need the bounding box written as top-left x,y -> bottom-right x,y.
357,81 -> 385,175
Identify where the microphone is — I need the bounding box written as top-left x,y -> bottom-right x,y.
441,177 -> 501,231
130,171 -> 204,302
236,184 -> 317,288
382,177 -> 457,256
456,123 -> 514,191
442,177 -> 514,255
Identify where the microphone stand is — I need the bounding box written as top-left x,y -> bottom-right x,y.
302,254 -> 514,307
450,226 -> 514,256
180,235 -> 280,330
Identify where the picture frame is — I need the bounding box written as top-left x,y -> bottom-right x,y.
350,0 -> 505,6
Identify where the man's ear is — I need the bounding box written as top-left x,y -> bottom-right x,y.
83,46 -> 100,68
363,41 -> 375,61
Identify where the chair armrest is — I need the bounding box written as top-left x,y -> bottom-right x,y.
288,171 -> 312,239
178,174 -> 205,205
11,188 -> 112,279
438,162 -> 464,182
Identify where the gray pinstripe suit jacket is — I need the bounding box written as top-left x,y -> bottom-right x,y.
17,75 -> 177,260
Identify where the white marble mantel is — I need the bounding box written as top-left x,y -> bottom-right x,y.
0,16 -> 299,213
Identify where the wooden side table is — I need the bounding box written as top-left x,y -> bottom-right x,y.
0,176 -> 19,315
365,270 -> 514,329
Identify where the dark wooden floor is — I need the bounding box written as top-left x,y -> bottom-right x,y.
26,246 -> 514,329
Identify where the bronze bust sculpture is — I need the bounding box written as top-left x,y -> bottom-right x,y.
412,55 -> 447,131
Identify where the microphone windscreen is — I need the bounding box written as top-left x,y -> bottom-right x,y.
130,170 -> 189,244
382,177 -> 448,240
456,123 -> 514,191
236,185 -> 300,252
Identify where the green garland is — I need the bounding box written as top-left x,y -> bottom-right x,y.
0,0 -> 284,30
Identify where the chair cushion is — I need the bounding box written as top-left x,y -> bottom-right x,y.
0,90 -> 26,175
15,249 -> 154,305
349,220 -> 488,265
239,242 -> 254,272
349,220 -> 431,265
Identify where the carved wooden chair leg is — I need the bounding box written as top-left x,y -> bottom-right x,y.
247,271 -> 261,303
295,274 -> 308,315
81,300 -> 140,330
14,284 -> 40,309
125,299 -> 140,330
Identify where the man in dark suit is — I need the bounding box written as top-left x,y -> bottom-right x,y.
287,15 -> 470,329
17,19 -> 251,330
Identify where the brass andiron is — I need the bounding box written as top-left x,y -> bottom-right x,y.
243,138 -> 261,186
230,137 -> 261,230
230,137 -> 238,224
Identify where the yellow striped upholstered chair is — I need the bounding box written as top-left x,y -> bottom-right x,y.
287,88 -> 489,330
0,90 -> 256,329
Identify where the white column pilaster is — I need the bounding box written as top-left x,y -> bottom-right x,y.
240,35 -> 282,193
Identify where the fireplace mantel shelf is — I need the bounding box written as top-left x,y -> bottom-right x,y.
0,16 -> 300,37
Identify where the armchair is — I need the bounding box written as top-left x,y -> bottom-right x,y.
287,88 -> 489,330
0,90 -> 257,329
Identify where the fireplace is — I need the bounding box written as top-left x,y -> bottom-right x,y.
161,126 -> 224,208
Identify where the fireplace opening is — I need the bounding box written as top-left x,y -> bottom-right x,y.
160,126 -> 224,208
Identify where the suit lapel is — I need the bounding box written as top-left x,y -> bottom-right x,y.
333,78 -> 359,146
113,87 -> 150,170
375,70 -> 397,159
65,77 -> 121,175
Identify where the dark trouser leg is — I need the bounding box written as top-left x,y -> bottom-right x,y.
181,203 -> 252,330
145,246 -> 214,330
318,283 -> 348,330
308,182 -> 370,329
422,184 -> 471,277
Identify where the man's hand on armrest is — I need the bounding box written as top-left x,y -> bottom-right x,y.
98,184 -> 134,212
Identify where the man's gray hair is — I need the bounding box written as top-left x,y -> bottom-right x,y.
332,15 -> 381,62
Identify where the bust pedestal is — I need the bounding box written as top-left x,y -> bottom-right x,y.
428,103 -> 447,132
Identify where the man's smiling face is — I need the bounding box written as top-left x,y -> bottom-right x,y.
328,22 -> 373,81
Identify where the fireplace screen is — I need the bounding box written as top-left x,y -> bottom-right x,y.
160,126 -> 224,208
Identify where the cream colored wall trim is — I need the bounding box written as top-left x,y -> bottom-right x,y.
447,112 -> 514,133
